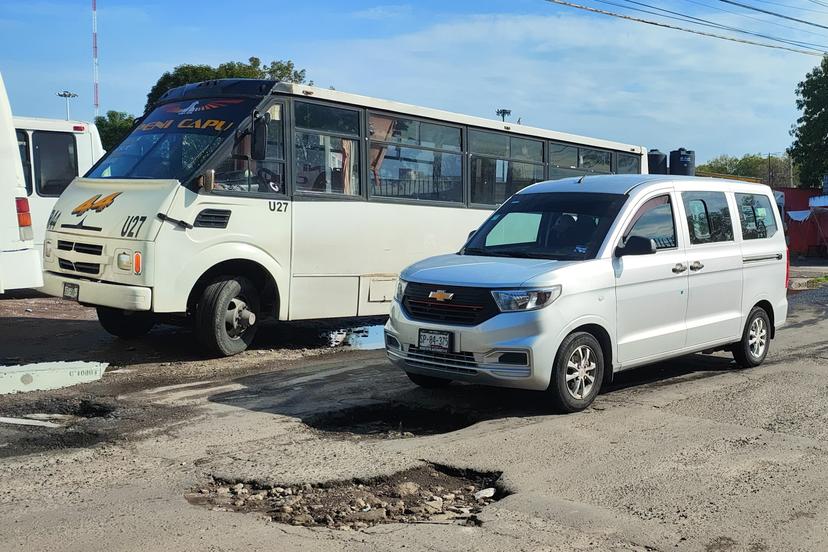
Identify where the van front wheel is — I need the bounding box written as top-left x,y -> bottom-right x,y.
195,276 -> 260,357
548,332 -> 605,413
96,307 -> 155,339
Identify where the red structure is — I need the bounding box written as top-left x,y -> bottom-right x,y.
774,187 -> 828,257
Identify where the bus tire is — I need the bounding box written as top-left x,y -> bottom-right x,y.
96,307 -> 155,339
195,276 -> 260,357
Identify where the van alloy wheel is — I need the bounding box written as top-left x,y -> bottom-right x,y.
748,317 -> 767,358
565,345 -> 597,400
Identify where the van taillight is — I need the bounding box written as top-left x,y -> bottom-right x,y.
785,249 -> 790,289
15,197 -> 33,241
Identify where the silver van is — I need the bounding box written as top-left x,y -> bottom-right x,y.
385,175 -> 788,412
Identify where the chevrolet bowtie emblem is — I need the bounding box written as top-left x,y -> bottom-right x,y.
428,290 -> 454,301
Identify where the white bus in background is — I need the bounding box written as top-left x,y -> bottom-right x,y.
40,80 -> 647,355
14,117 -> 104,249
0,73 -> 41,293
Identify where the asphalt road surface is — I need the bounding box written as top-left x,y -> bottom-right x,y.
1,288 -> 827,551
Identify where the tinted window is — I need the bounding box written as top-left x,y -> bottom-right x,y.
295,132 -> 360,195
580,148 -> 611,173
213,103 -> 286,195
511,136 -> 543,163
617,153 -> 641,175
471,158 -> 543,205
369,114 -> 460,151
369,145 -> 462,202
294,101 -> 359,135
33,131 -> 78,197
16,130 -> 32,195
548,143 -> 578,168
469,130 -> 509,157
464,192 -> 627,260
624,195 -> 676,249
736,193 -> 778,240
682,191 -> 733,244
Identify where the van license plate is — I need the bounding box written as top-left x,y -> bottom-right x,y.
63,282 -> 79,301
418,329 -> 451,352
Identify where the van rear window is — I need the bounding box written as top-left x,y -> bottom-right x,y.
736,193 -> 778,240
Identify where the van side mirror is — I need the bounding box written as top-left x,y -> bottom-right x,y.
251,112 -> 269,161
197,169 -> 215,193
615,235 -> 656,257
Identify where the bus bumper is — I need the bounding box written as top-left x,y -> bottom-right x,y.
0,248 -> 43,292
42,271 -> 152,311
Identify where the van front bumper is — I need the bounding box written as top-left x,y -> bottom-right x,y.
42,271 -> 152,311
384,300 -> 562,391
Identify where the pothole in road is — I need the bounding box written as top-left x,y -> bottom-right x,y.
0,397 -> 114,421
303,403 -> 480,438
187,464 -> 506,530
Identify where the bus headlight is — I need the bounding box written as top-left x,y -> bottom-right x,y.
491,286 -> 561,312
43,240 -> 53,259
395,279 -> 408,302
116,252 -> 132,271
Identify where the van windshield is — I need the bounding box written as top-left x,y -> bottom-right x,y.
463,192 -> 627,260
86,97 -> 259,182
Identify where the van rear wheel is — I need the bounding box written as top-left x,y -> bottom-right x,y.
96,307 -> 155,339
195,276 -> 260,357
548,332 -> 605,413
732,306 -> 771,368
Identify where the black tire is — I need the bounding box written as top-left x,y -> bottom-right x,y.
195,276 -> 260,357
548,332 -> 605,413
96,307 -> 155,339
732,306 -> 771,368
406,371 -> 452,388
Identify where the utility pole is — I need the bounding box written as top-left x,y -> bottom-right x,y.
496,108 -> 511,122
56,91 -> 77,120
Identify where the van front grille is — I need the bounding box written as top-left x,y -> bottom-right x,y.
402,282 -> 498,326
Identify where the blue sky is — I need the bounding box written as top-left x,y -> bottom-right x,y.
0,0 -> 823,162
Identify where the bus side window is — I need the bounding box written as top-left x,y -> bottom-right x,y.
16,130 -> 32,195
32,131 -> 77,197
294,102 -> 361,196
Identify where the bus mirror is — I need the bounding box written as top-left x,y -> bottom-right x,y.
251,114 -> 269,161
198,170 -> 215,193
468,230 -> 476,240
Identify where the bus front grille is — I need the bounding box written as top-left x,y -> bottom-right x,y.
57,240 -> 103,256
58,258 -> 101,275
402,282 -> 498,326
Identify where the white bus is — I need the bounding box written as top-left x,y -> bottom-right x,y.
0,73 -> 41,293
40,80 -> 647,355
14,116 -> 104,250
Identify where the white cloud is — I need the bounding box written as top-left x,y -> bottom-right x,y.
298,12 -> 817,162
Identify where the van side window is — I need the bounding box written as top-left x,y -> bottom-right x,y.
32,131 -> 78,197
736,193 -> 778,240
294,101 -> 360,196
16,130 -> 32,195
213,104 -> 285,195
623,195 -> 676,249
681,191 -> 733,245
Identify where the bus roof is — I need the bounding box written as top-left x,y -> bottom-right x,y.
13,116 -> 95,133
156,78 -> 646,155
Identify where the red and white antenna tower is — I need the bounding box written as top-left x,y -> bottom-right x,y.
92,0 -> 99,117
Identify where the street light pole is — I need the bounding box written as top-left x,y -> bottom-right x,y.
56,91 -> 78,120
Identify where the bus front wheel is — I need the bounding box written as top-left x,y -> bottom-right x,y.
96,307 -> 155,339
195,276 -> 260,357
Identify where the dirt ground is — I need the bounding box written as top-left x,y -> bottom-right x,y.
1,287 -> 828,551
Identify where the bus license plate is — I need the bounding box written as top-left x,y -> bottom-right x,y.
63,282 -> 79,301
418,329 -> 451,353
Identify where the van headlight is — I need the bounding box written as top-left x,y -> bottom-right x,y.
395,279 -> 408,302
491,286 -> 561,312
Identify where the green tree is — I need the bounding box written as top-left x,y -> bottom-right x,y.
790,55 -> 828,188
94,110 -> 135,151
698,153 -> 798,186
144,57 -> 309,113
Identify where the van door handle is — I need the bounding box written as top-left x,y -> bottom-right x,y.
690,261 -> 704,271
672,263 -> 687,273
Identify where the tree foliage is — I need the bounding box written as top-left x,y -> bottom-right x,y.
144,57 -> 309,113
94,110 -> 135,151
697,153 -> 797,187
790,55 -> 828,188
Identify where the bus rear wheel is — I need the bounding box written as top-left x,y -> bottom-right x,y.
195,276 -> 260,357
96,307 -> 155,339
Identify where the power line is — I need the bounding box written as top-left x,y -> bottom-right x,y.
719,0 -> 828,31
542,0 -> 824,55
612,0 -> 828,50
750,0 -> 828,14
681,0 -> 828,40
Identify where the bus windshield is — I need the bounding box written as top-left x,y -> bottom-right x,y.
463,192 -> 627,260
87,97 -> 259,182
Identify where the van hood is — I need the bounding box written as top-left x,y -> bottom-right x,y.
401,253 -> 572,288
49,178 -> 181,241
